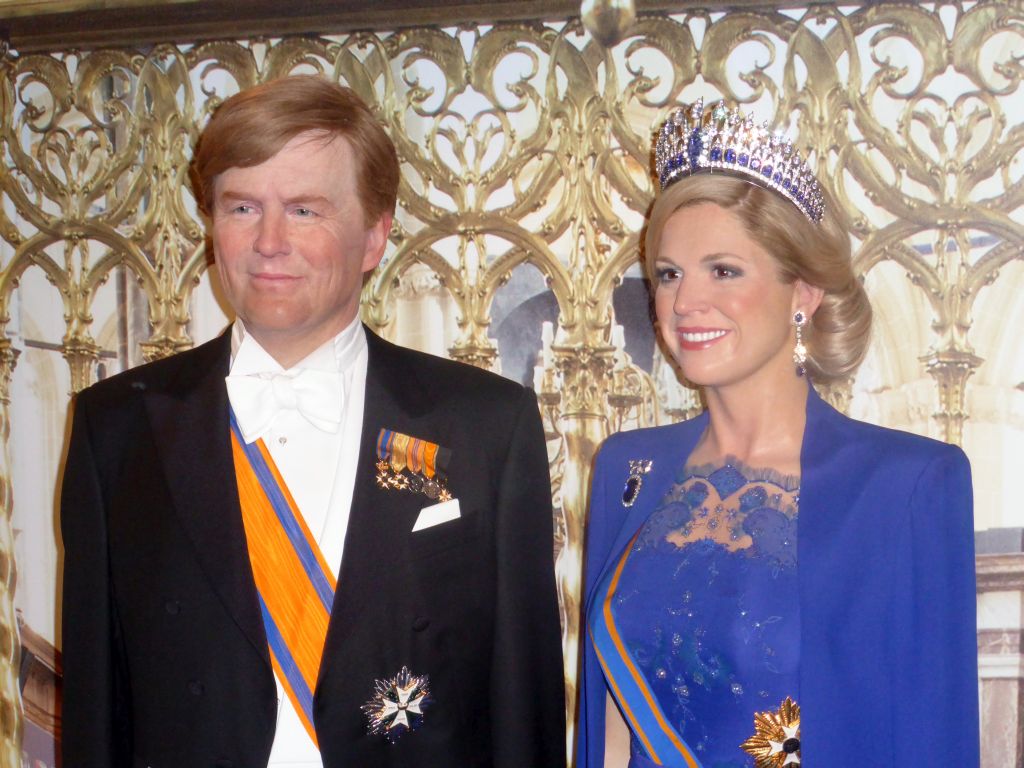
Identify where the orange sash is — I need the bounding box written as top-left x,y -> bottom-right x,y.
229,412 -> 336,746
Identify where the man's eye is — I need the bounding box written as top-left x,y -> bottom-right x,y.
294,207 -> 316,217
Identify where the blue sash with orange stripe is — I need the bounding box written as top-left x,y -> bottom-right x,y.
229,411 -> 336,747
590,532 -> 703,768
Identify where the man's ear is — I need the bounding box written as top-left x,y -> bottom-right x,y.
362,213 -> 393,273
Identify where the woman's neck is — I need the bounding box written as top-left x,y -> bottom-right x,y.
690,372 -> 811,476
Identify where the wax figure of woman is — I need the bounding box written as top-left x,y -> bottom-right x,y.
577,101 -> 979,768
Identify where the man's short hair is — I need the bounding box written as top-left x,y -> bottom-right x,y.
191,74 -> 399,226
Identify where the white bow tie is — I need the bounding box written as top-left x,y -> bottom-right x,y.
226,368 -> 344,443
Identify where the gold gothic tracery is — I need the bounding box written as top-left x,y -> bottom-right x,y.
1,3 -> 1023,762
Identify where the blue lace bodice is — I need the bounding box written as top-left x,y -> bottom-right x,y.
607,459 -> 800,767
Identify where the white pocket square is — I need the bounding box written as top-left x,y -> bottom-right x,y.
412,498 -> 461,532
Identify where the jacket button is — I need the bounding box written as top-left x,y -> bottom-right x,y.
412,617 -> 430,632
165,600 -> 181,615
188,680 -> 205,696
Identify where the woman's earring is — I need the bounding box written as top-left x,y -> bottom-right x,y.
793,310 -> 808,377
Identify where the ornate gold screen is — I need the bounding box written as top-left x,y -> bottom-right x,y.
1,3 -> 1023,763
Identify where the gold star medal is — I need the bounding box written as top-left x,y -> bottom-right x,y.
740,696 -> 801,767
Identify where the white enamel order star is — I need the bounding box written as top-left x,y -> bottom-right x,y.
767,722 -> 800,765
379,680 -> 427,730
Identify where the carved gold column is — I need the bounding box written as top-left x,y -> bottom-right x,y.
134,49 -> 205,364
921,229 -> 984,446
61,334 -> 101,395
923,347 -> 983,446
60,238 -> 101,394
448,332 -> 499,371
551,334 -> 615,754
448,274 -> 500,370
606,325 -> 646,432
448,234 -> 500,373
0,338 -> 22,768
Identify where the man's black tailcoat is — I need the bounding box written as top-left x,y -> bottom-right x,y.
61,328 -> 566,768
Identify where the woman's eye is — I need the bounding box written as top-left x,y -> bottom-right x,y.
712,264 -> 741,279
655,267 -> 681,283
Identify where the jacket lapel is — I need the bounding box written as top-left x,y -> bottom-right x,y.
317,329 -> 433,679
143,331 -> 270,668
343,327 -> 435,576
798,386 -> 853,600
587,413 -> 708,607
798,386 -> 860,745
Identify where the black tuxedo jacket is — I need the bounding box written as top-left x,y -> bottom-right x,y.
60,327 -> 566,768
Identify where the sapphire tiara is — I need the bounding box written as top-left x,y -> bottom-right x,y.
654,99 -> 825,224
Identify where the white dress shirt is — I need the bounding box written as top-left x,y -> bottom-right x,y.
227,318 -> 368,768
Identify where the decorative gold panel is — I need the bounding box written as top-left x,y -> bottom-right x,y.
1,3 -> 1022,764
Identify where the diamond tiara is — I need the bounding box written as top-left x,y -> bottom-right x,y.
654,99 -> 825,224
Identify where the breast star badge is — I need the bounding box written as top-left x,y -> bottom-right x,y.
361,666 -> 432,743
740,696 -> 801,766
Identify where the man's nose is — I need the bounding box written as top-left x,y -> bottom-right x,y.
253,209 -> 291,257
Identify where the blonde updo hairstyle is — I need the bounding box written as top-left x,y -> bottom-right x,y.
644,174 -> 871,382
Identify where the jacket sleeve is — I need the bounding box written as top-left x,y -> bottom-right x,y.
60,392 -> 132,767
575,440 -> 613,768
891,445 -> 979,765
490,386 -> 567,768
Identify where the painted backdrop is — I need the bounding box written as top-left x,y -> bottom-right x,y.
1,2 -> 1023,765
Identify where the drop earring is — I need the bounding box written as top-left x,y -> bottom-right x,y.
792,310 -> 808,377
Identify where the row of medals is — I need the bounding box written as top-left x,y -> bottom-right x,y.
375,460 -> 452,502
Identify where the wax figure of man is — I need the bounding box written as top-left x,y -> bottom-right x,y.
60,74 -> 566,768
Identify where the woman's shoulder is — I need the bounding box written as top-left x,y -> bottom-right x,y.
811,394 -> 967,470
597,416 -> 706,461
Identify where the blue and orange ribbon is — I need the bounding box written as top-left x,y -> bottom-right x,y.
229,410 -> 336,747
590,532 -> 703,767
376,428 -> 449,481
